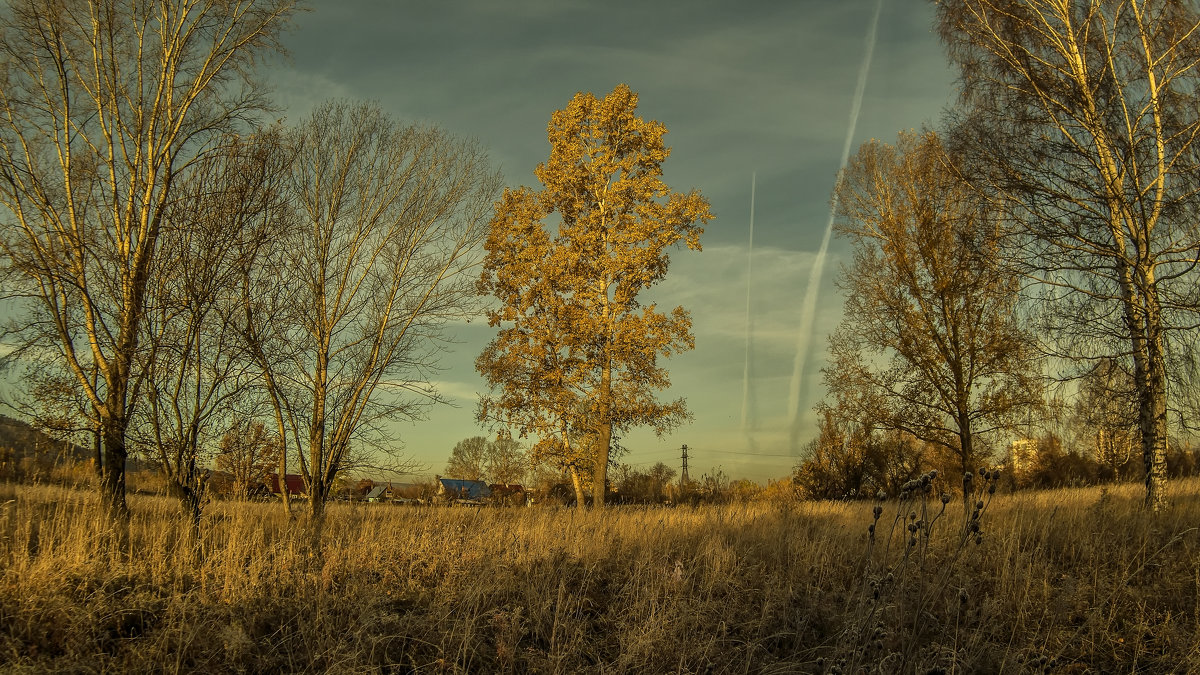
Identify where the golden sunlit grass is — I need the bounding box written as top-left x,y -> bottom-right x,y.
1,479 -> 1198,673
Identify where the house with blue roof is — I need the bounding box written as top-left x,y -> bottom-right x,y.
437,477 -> 491,502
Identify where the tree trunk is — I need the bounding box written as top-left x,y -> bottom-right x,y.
277,441 -> 291,513
99,416 -> 130,528
958,411 -> 974,513
308,434 -> 327,524
310,477 -> 327,521
592,359 -> 612,507
1137,307 -> 1169,513
92,422 -> 102,479
172,480 -> 203,541
1123,262 -> 1169,512
569,464 -> 587,508
309,352 -> 327,521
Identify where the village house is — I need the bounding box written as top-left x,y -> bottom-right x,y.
265,474 -> 307,500
437,477 -> 491,504
488,482 -> 529,506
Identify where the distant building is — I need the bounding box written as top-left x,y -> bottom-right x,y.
266,473 -> 307,499
437,478 -> 491,501
489,483 -> 529,506
1008,438 -> 1039,475
358,480 -> 425,503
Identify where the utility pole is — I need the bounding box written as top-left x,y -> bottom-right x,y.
680,444 -> 690,486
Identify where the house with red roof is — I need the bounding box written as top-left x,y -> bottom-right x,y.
265,473 -> 307,499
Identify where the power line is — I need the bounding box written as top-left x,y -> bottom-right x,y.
677,446 -> 798,459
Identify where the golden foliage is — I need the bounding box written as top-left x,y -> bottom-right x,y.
477,85 -> 712,504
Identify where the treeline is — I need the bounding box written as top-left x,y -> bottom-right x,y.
793,413 -> 1200,501
437,438 -> 783,506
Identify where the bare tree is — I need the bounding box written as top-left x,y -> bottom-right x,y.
443,435 -> 528,485
486,435 -> 526,485
3,350 -> 103,474
215,418 -> 279,500
243,101 -> 500,521
444,436 -> 489,482
1074,358 -> 1139,478
936,0 -> 1200,510
0,0 -> 296,522
134,134 -> 287,526
822,130 -> 1043,489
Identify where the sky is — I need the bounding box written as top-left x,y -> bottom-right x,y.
262,0 -> 959,483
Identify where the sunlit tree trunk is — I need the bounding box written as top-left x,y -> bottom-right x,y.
593,358 -> 613,507
569,463 -> 587,508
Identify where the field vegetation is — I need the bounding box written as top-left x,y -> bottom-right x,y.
1,478 -> 1197,673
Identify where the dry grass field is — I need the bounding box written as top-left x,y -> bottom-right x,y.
1,477 -> 1198,674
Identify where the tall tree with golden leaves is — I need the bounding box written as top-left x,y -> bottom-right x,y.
478,84 -> 711,507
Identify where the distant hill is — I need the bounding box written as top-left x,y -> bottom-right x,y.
0,414 -> 90,460
0,414 -> 94,480
0,415 -> 160,483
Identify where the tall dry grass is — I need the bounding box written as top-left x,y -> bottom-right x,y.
0,478 -> 1197,673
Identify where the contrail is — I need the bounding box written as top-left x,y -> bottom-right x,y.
787,0 -> 884,453
740,173 -> 756,444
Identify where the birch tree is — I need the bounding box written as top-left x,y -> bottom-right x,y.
478,84 -> 711,507
937,0 -> 1200,510
0,0 -> 296,522
215,418 -> 279,500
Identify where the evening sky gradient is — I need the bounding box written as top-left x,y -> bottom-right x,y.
262,0 -> 957,482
